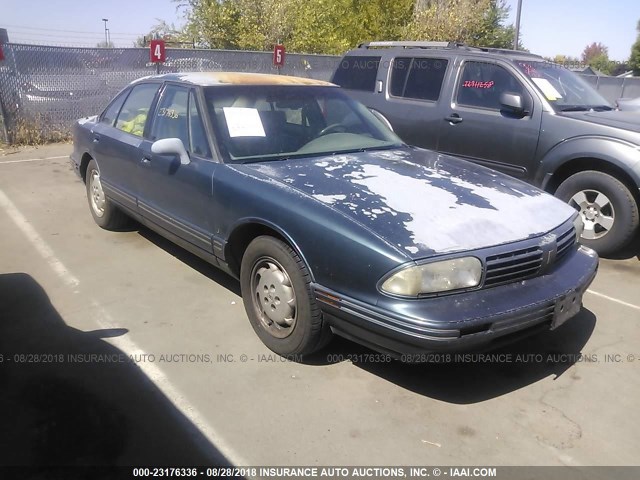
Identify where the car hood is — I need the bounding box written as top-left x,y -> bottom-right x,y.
238,148 -> 576,259
561,110 -> 640,133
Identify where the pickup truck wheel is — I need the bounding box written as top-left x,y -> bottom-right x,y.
85,159 -> 129,230
240,236 -> 331,357
555,171 -> 639,255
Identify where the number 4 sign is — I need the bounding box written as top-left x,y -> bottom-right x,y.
150,40 -> 166,63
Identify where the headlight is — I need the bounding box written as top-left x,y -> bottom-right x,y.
380,257 -> 482,297
573,214 -> 585,242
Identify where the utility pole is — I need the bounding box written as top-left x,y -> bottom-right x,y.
514,0 -> 522,50
102,18 -> 109,46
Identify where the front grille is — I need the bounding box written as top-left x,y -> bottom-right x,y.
484,246 -> 543,287
491,301 -> 556,333
556,226 -> 577,263
483,224 -> 577,289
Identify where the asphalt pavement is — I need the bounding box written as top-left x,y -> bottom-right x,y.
0,143 -> 639,470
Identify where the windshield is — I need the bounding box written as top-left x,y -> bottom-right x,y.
204,85 -> 403,163
515,61 -> 612,112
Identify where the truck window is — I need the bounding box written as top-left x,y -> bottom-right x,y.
456,62 -> 524,110
332,56 -> 381,92
390,57 -> 448,101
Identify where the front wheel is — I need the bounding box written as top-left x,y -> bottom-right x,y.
85,159 -> 130,230
240,236 -> 331,357
555,170 -> 639,255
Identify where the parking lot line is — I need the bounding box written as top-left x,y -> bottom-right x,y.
0,187 -> 248,467
0,188 -> 79,291
0,155 -> 68,164
586,289 -> 640,311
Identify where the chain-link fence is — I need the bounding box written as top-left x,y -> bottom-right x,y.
0,43 -> 639,144
0,43 -> 341,143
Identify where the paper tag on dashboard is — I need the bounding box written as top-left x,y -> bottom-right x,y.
531,78 -> 563,101
223,107 -> 266,137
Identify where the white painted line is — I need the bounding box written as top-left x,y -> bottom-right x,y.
0,155 -> 68,164
93,302 -> 250,466
0,187 -> 247,466
0,188 -> 80,291
586,289 -> 640,311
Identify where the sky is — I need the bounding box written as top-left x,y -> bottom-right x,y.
1,0 -> 639,62
504,0 -> 639,61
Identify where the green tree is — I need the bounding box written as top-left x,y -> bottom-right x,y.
552,54 -> 581,69
582,42 -> 608,64
404,0 -> 518,49
134,19 -> 189,47
630,20 -> 640,76
178,0 -> 514,54
589,53 -> 615,75
471,0 -> 518,49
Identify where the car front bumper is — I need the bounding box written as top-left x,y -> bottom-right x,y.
314,245 -> 598,357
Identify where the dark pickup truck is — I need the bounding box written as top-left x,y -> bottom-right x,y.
332,41 -> 640,255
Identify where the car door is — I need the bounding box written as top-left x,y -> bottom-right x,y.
90,83 -> 161,213
137,84 -> 219,255
381,56 -> 450,150
436,59 -> 542,180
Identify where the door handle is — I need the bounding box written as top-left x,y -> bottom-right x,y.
141,157 -> 152,165
92,134 -> 101,143
444,114 -> 463,124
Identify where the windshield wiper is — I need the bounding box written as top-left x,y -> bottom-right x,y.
590,105 -> 613,111
559,106 -> 590,112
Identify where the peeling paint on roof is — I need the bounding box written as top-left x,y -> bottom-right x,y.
134,72 -> 335,87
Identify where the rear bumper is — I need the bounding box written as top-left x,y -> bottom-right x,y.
314,246 -> 598,357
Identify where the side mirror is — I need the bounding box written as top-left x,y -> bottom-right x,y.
151,138 -> 190,165
368,108 -> 394,132
500,92 -> 526,116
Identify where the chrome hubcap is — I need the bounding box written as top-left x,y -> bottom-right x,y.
569,189 -> 615,240
89,169 -> 106,218
251,259 -> 297,339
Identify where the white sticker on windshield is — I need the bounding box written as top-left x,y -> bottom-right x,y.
223,107 -> 266,137
531,78 -> 563,101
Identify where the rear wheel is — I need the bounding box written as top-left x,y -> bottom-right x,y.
85,159 -> 129,230
240,236 -> 331,357
555,170 -> 639,255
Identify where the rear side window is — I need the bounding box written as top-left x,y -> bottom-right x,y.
332,56 -> 381,92
456,62 -> 525,110
101,91 -> 129,126
390,57 -> 448,101
115,83 -> 160,136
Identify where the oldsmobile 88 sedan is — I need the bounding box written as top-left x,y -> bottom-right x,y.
71,72 -> 598,358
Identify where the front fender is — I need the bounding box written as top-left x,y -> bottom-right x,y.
224,217 -> 316,282
536,136 -> 640,190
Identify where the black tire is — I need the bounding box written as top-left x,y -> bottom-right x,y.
240,236 -> 332,357
555,170 -> 639,255
85,159 -> 129,230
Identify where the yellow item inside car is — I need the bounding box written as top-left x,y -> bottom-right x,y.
118,108 -> 149,136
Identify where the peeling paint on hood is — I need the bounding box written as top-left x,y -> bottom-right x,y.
240,148 -> 576,258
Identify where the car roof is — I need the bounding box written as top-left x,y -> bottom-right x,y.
352,41 -> 544,62
132,72 -> 336,87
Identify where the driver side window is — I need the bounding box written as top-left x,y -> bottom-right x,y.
456,62 -> 525,110
150,85 -> 190,148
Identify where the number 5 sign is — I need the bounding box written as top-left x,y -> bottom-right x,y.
273,44 -> 285,68
150,40 -> 166,63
